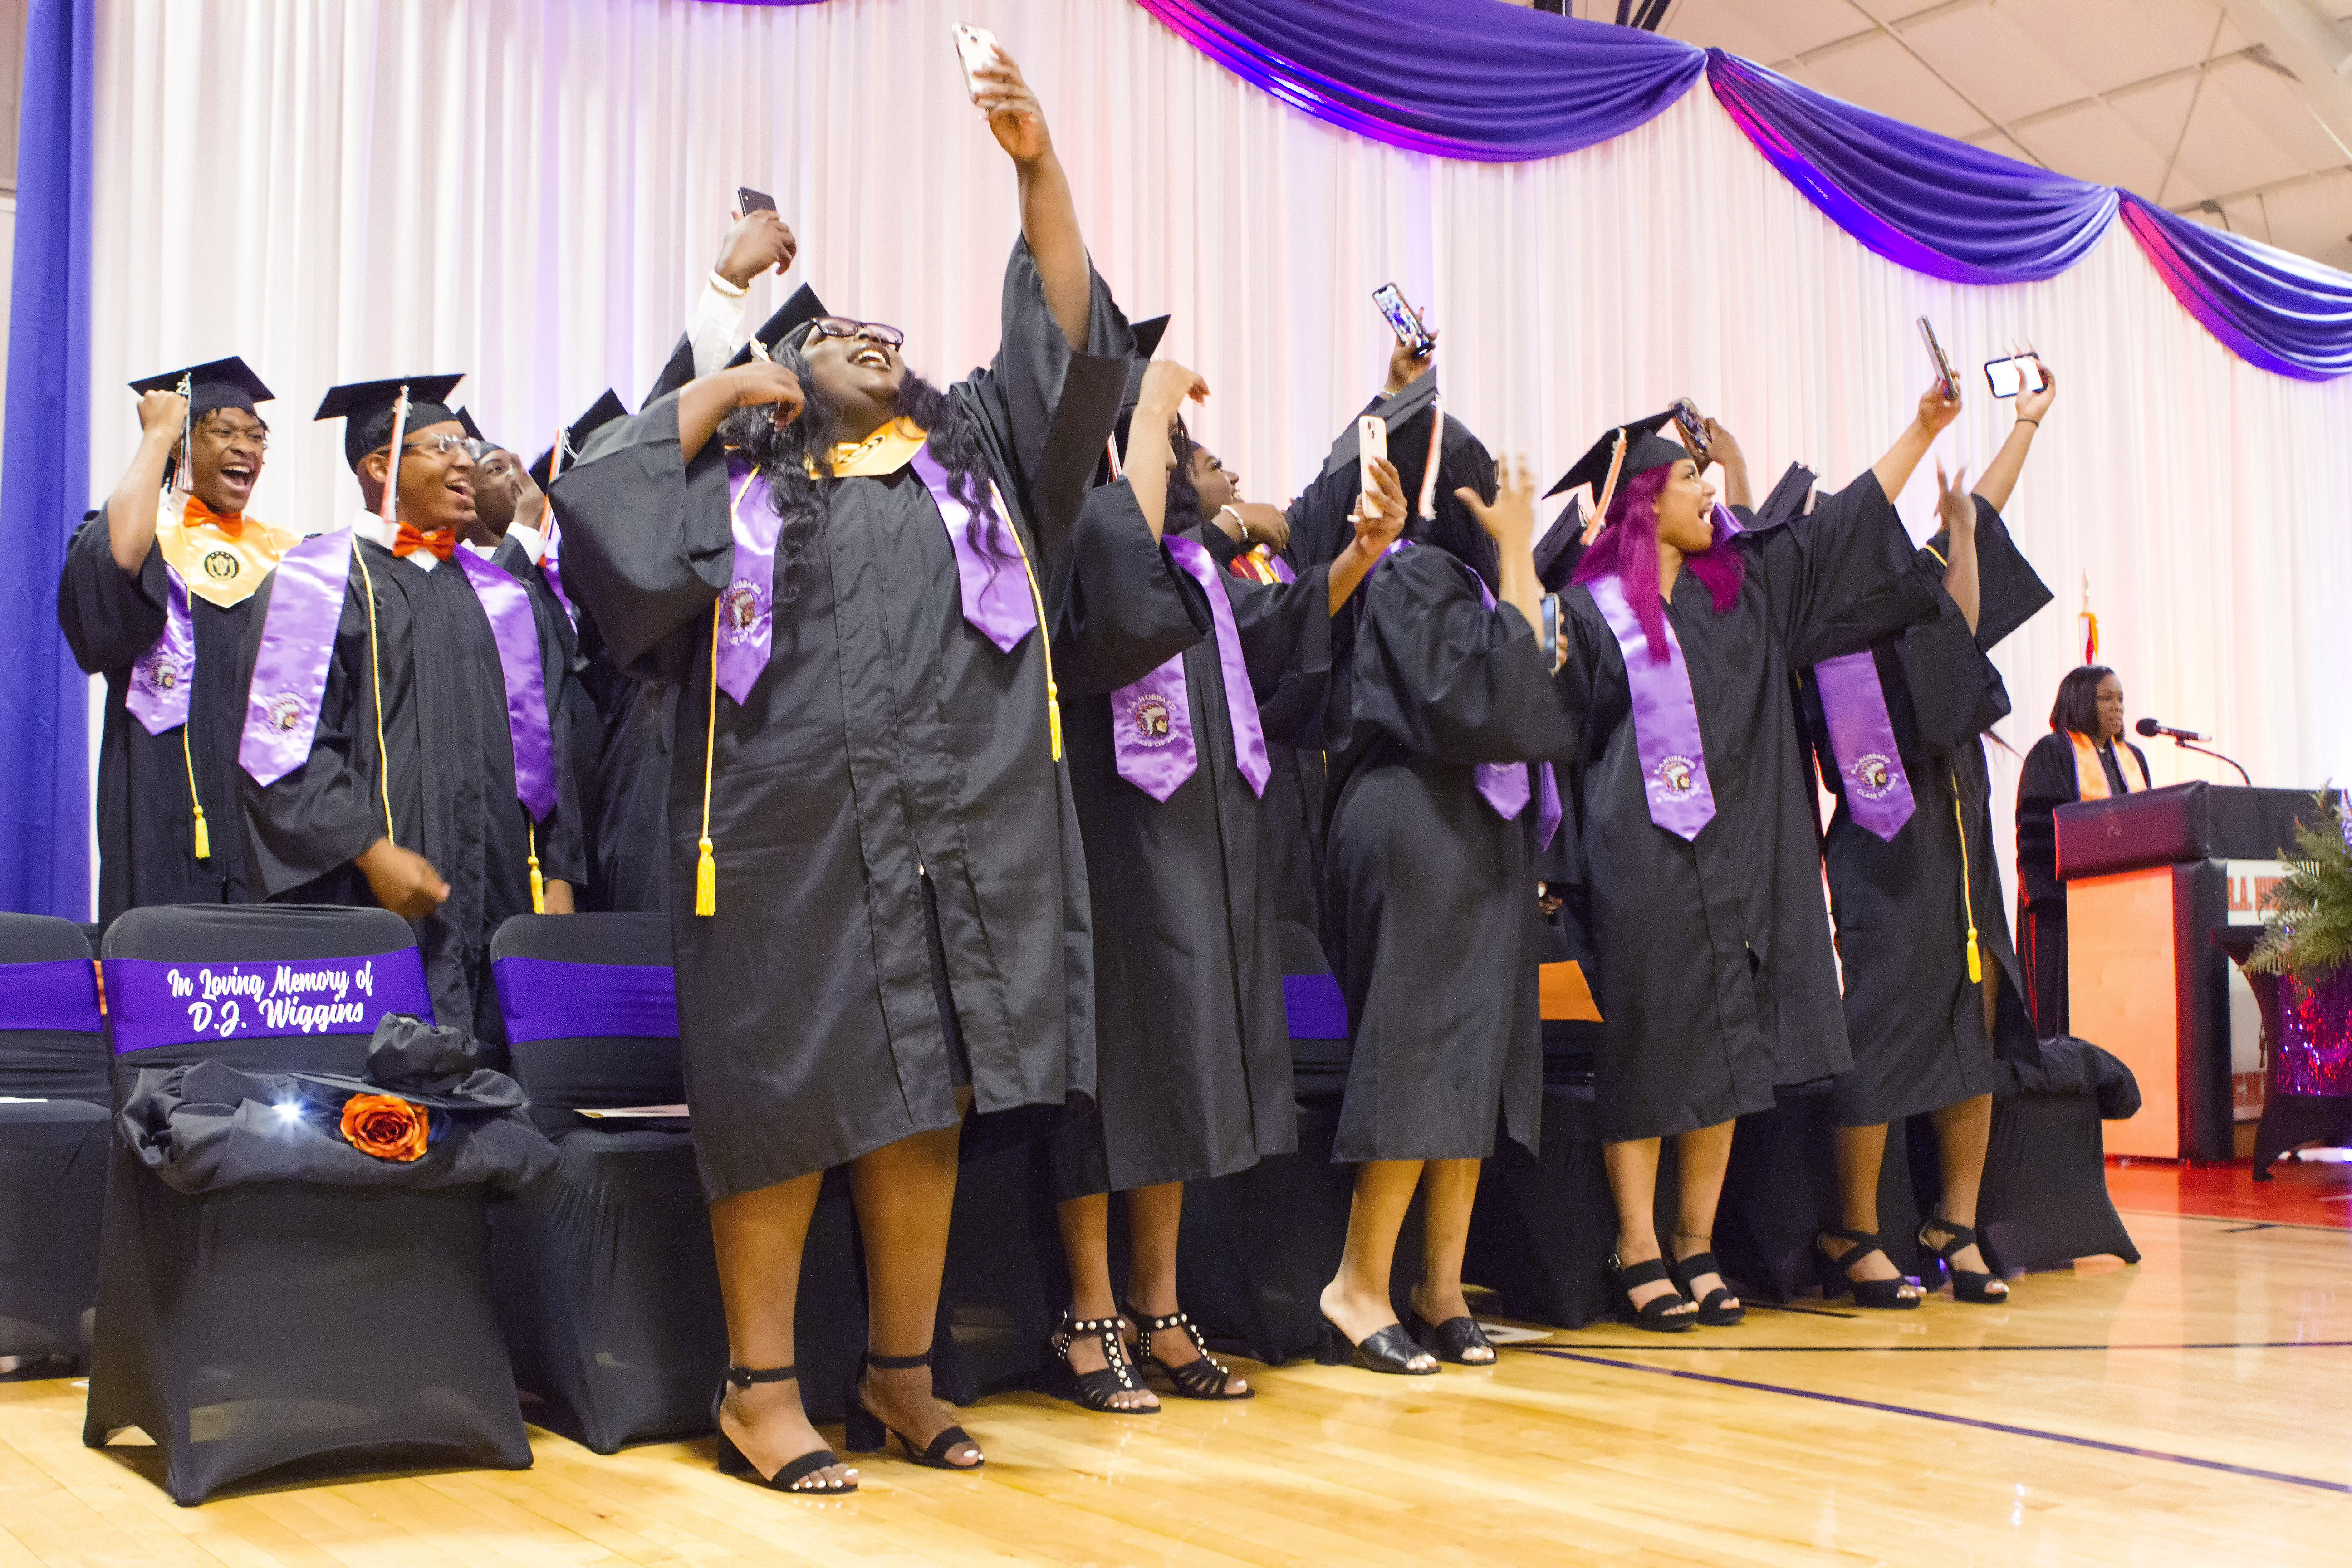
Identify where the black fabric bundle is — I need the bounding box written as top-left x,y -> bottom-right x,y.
116,1014 -> 556,1196
1995,1034 -> 2143,1120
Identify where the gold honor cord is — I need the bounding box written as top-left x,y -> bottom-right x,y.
694,465 -> 763,917
170,375 -> 213,863
1951,765 -> 1982,986
358,386 -> 410,850
999,489 -> 1062,762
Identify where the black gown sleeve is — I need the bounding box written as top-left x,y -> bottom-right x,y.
547,394 -> 734,676
1895,562 -> 2010,755
1223,565 -> 1334,747
1352,549 -> 1574,766
1053,480 -> 1212,695
1761,470 -> 1940,666
1923,495 -> 2053,654
2015,731 -> 2078,906
238,574 -> 388,898
58,507 -> 168,672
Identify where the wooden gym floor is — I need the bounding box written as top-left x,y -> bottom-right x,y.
4,1180 -> 2347,1567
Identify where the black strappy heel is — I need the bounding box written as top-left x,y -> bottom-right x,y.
1607,1255 -> 1697,1332
1667,1245 -> 1746,1326
1815,1229 -> 1923,1309
841,1348 -> 982,1469
1122,1301 -> 1254,1399
711,1365 -> 854,1493
1918,1215 -> 2010,1304
1406,1308 -> 1498,1363
1315,1313 -> 1439,1374
1048,1310 -> 1158,1413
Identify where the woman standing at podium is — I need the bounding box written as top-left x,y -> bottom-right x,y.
2016,666 -> 2152,1036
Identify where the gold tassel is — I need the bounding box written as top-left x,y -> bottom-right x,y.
528,823 -> 546,915
695,836 -> 717,916
191,805 -> 211,862
1965,926 -> 1983,985
181,725 -> 211,862
695,603 -> 722,916
1046,681 -> 1063,763
1951,767 -> 1983,987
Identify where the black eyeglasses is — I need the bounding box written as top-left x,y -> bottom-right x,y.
807,317 -> 906,349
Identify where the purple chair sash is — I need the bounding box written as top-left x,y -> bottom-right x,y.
1112,535 -> 1272,803
239,529 -> 353,786
1587,575 -> 1717,841
454,550 -> 559,822
0,959 -> 103,1034
494,956 -> 679,1044
127,570 -> 196,736
1283,974 -> 1349,1040
1811,650 -> 1916,840
105,949 -> 433,1054
715,461 -> 782,705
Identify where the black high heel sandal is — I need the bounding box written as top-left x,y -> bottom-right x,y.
1918,1216 -> 2009,1304
1405,1308 -> 1497,1363
1666,1247 -> 1746,1327
711,1365 -> 855,1493
1815,1229 -> 1922,1309
1607,1255 -> 1697,1333
841,1348 -> 982,1468
1048,1310 -> 1159,1413
1315,1313 -> 1439,1374
1121,1301 -> 1253,1399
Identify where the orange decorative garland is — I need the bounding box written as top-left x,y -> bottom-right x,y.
339,1093 -> 430,1161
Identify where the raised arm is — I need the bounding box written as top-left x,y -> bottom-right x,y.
1122,361 -> 1211,541
1326,459 -> 1407,615
1973,362 -> 2053,512
103,390 -> 188,573
974,47 -> 1090,350
1455,457 -> 1547,642
1702,417 -> 1753,510
1935,461 -> 1980,635
1872,381 -> 1963,499
674,362 -> 807,465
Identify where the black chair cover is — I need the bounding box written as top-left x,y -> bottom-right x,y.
1975,1037 -> 2141,1274
483,912 -> 730,1453
85,905 -> 531,1504
0,916 -> 108,1366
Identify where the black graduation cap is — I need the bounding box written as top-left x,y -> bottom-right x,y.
314,375 -> 466,471
452,406 -> 487,444
529,388 -> 631,486
1534,497 -> 1587,593
723,283 -> 833,369
1318,367 -> 1442,483
129,357 -> 274,421
1544,409 -> 1690,502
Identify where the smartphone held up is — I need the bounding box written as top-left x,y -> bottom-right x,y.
1373,283 -> 1434,357
953,22 -> 1001,102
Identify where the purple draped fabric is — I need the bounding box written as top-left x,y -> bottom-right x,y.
1130,0 -> 1704,161
2118,195 -> 2352,382
1705,51 -> 2117,286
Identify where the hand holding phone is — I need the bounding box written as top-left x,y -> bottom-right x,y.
1983,352 -> 2044,398
1671,397 -> 1711,465
736,186 -> 776,216
1373,283 -> 1434,357
953,22 -> 1001,102
1918,316 -> 1959,402
1357,415 -> 1388,512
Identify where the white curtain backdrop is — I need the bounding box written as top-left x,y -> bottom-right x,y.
88,0 -> 2352,895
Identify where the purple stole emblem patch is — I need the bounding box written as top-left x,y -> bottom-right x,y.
1811,650 -> 1916,839
127,571 -> 196,736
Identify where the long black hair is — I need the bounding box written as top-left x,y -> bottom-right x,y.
717,340 -> 1006,603
2049,665 -> 2115,737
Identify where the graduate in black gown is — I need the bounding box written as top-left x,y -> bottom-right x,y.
238,378 -> 583,1041
550,47 -> 1131,1494
2016,665 -> 2150,1035
1315,454 -> 1573,1375
1045,359 -> 1404,1411
1798,371 -> 2058,1308
1553,387 -> 1956,1330
59,360 -> 294,924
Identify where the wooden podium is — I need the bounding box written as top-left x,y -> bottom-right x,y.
2057,782 -> 2327,1160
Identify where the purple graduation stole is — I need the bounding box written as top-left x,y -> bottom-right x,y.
1586,574 -> 1717,841
711,449 -> 1036,706
714,462 -> 782,705
240,530 -> 356,786
1811,651 -> 1916,839
1111,535 -> 1271,803
911,446 -> 1035,652
127,571 -> 197,736
1385,543 -> 1561,849
453,550 -> 560,821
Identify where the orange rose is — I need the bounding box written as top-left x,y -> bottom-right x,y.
339,1093 -> 430,1161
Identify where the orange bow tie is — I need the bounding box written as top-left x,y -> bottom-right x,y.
393,523 -> 457,561
182,493 -> 246,540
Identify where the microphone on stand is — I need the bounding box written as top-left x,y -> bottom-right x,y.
2134,717 -> 2251,786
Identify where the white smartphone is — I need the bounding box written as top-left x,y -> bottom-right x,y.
1983,354 -> 2044,398
952,23 -> 1000,102
1358,415 -> 1388,509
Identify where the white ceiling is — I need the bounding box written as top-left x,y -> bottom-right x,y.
1549,0 -> 2352,272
